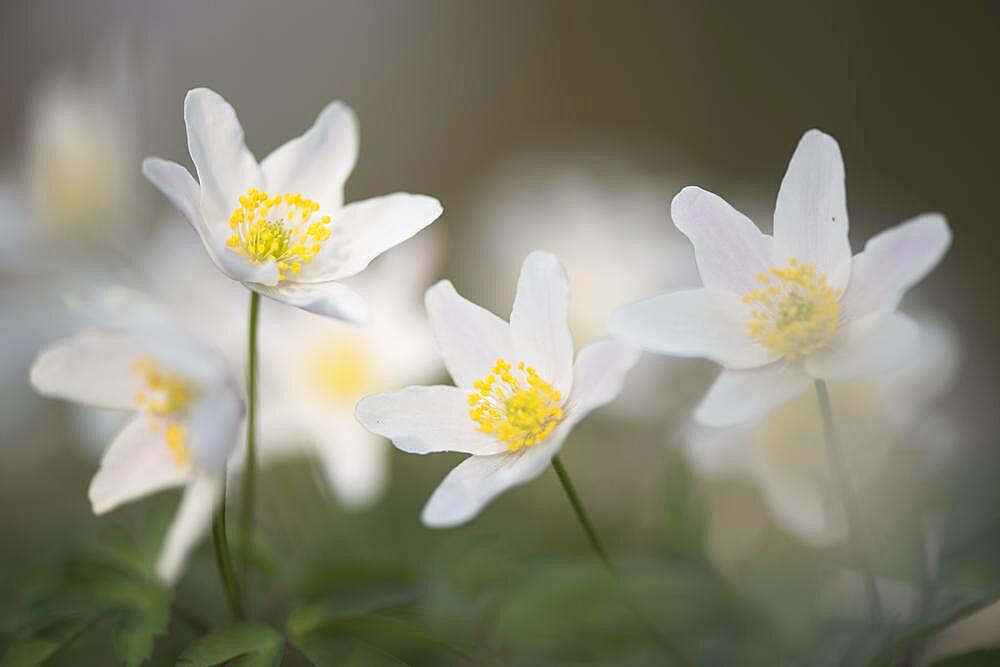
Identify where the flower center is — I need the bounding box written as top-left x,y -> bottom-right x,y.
226,187 -> 332,282
133,358 -> 196,466
308,337 -> 373,403
743,258 -> 841,361
468,359 -> 563,452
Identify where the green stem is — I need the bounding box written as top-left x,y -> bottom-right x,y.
551,454 -> 613,569
814,379 -> 884,626
240,292 -> 261,591
211,480 -> 244,619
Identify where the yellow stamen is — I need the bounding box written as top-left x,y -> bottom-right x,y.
226,188 -> 332,281
133,358 -> 196,466
467,358 -> 563,452
743,258 -> 841,361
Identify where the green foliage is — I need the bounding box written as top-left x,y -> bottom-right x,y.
175,624 -> 284,666
926,649 -> 1000,666
1,516 -> 173,667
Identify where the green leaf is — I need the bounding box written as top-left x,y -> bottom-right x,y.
856,592 -> 1000,666
2,613 -> 106,667
926,649 -> 1000,666
291,613 -> 459,666
177,624 -> 284,667
111,585 -> 171,667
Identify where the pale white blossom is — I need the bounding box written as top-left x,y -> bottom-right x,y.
356,252 -> 638,527
611,130 -> 952,426
143,88 -> 442,322
30,288 -> 244,584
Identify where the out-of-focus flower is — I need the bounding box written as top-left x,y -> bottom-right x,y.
29,288 -> 244,584
611,130 -> 952,426
357,252 -> 638,527
467,155 -> 698,417
685,315 -> 960,546
143,88 -> 442,322
257,231 -> 444,508
0,38 -> 145,273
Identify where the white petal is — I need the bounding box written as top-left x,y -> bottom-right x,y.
695,365 -> 811,427
185,384 -> 245,473
805,312 -> 919,381
421,441 -> 560,528
509,251 -> 574,396
355,385 -> 508,456
683,424 -> 754,477
772,130 -> 852,285
424,280 -> 514,387
250,280 -> 369,323
840,214 -> 952,319
752,460 -> 845,546
260,101 -> 358,211
141,158 -> 201,230
143,158 -> 277,285
314,428 -> 388,510
31,330 -> 149,410
183,88 -> 261,223
671,186 -> 774,296
562,338 -> 639,426
89,415 -> 192,515
155,472 -> 220,585
304,194 -> 443,282
609,288 -> 774,369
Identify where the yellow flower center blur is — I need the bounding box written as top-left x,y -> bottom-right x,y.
308,337 -> 373,403
468,359 -> 563,452
757,381 -> 892,480
226,187 -> 332,282
743,258 -> 841,361
133,358 -> 196,466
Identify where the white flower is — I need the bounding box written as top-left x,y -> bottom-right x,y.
257,231 -> 444,508
29,288 -> 244,584
610,130 -> 953,426
466,155 -> 698,418
685,314 -> 960,546
23,51 -> 139,238
356,251 -> 639,527
142,88 -> 443,323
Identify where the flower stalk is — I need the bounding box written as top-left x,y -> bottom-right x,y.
814,379 -> 884,626
551,454 -> 613,569
240,291 -> 260,582
211,479 -> 244,619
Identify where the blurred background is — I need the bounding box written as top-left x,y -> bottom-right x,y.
1,1 -> 998,665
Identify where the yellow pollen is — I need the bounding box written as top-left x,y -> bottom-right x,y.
742,258 -> 842,361
226,187 -> 332,281
467,358 -> 563,452
308,337 -> 372,402
133,358 -> 196,467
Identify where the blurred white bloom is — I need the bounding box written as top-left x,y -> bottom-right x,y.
257,231 -> 444,508
0,38 -> 145,273
611,130 -> 952,426
684,315 -> 960,546
357,252 -> 638,527
143,88 -> 442,322
30,288 -> 244,584
468,156 -> 697,417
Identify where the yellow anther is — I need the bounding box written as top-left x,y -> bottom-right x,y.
468,358 -> 563,452
743,259 -> 841,361
225,187 -> 334,281
132,358 -> 196,468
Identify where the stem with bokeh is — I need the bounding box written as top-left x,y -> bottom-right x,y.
240,292 -> 261,587
814,379 -> 885,626
211,480 -> 244,619
551,454 -> 613,569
